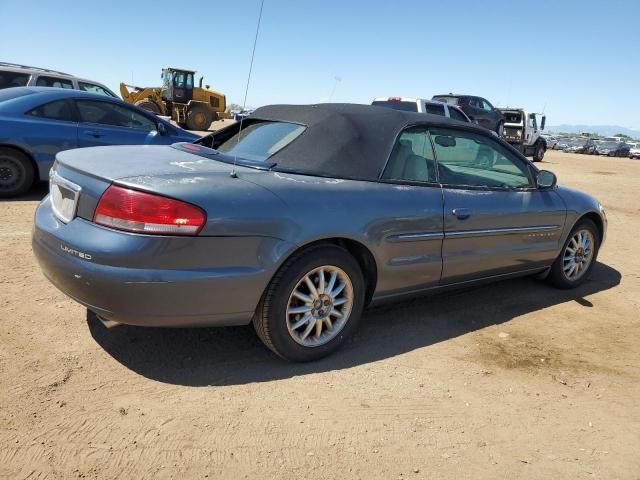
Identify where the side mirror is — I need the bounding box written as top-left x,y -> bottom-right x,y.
540,115 -> 546,131
536,170 -> 556,188
157,122 -> 168,136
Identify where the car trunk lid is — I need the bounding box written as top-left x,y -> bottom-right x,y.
52,145 -> 279,233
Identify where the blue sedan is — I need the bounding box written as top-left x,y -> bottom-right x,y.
0,87 -> 198,197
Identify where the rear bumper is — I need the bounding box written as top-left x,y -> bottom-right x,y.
32,196 -> 292,327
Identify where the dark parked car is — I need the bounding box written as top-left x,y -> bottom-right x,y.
564,138 -> 597,154
33,104 -> 607,362
0,87 -> 198,197
596,141 -> 631,157
554,137 -> 572,150
432,94 -> 504,135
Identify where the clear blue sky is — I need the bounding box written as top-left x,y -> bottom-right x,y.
2,0 -> 639,128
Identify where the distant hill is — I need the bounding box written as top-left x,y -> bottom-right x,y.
547,124 -> 640,139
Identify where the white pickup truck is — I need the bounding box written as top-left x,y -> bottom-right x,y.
372,97 -> 472,123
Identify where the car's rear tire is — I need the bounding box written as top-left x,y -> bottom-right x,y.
546,219 -> 600,289
0,148 -> 35,198
253,245 -> 365,362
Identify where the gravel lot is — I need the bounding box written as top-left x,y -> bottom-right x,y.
1,149 -> 639,479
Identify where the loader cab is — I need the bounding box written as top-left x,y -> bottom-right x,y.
161,68 -> 194,104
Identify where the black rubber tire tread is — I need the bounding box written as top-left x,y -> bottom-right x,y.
134,99 -> 162,115
533,141 -> 546,162
546,218 -> 600,289
186,105 -> 213,131
253,244 -> 365,362
0,147 -> 35,198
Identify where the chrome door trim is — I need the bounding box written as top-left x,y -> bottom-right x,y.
445,224 -> 560,239
386,232 -> 445,243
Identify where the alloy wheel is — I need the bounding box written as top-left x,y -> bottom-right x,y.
286,265 -> 354,347
562,229 -> 595,281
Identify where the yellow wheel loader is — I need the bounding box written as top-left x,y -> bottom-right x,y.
120,67 -> 226,131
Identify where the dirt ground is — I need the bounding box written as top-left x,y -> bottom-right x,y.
1,150 -> 639,479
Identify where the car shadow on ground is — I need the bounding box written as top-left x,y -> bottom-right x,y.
88,262 -> 621,386
2,182 -> 48,202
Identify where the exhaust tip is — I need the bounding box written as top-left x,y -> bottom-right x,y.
96,315 -> 121,329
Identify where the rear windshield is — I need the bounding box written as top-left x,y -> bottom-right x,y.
425,103 -> 445,116
0,87 -> 34,103
217,121 -> 306,162
372,100 -> 418,112
432,96 -> 460,105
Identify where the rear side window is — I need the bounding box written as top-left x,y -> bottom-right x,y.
481,99 -> 494,111
448,107 -> 467,122
76,100 -> 156,130
372,100 -> 418,112
425,103 -> 445,116
27,100 -> 77,122
217,121 -> 306,162
381,127 -> 437,183
0,71 -> 30,88
78,82 -> 114,97
35,76 -> 73,89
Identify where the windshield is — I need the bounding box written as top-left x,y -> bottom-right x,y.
502,111 -> 522,123
372,100 -> 418,112
600,142 -> 619,148
217,121 -> 306,162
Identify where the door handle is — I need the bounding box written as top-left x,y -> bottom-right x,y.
452,208 -> 471,220
83,130 -> 102,138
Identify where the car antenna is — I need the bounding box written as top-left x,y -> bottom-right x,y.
231,0 -> 265,179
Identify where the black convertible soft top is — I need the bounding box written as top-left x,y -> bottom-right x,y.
245,103 -> 483,181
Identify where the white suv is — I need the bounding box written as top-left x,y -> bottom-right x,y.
0,62 -> 117,97
372,97 -> 472,123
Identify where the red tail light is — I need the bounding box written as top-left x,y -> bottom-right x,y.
93,185 -> 206,235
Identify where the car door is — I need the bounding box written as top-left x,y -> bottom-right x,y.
525,113 -> 537,145
430,126 -> 566,284
75,99 -> 163,147
375,126 -> 444,294
22,99 -> 79,175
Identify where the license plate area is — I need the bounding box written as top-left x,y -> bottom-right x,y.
50,171 -> 81,224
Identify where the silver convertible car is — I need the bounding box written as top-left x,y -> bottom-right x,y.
33,104 -> 607,361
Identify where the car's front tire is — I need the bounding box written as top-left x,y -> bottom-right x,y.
547,219 -> 600,289
253,244 -> 365,362
0,148 -> 35,198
